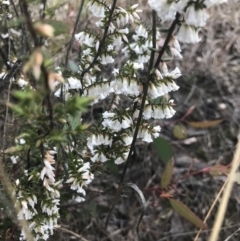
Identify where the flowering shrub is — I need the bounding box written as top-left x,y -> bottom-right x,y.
0,0 -> 232,240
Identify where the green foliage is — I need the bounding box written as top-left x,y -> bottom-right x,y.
153,137 -> 173,164
161,158 -> 174,188
173,123 -> 187,139
169,198 -> 207,229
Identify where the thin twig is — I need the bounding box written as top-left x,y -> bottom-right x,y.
21,0 -> 39,47
2,73 -> 12,150
224,227 -> 240,241
64,0 -> 85,69
58,227 -> 89,241
19,0 -> 30,54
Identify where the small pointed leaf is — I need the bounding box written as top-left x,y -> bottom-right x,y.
169,198 -> 207,229
186,119 -> 223,128
161,158 -> 174,188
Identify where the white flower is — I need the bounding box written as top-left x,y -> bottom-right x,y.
148,83 -> 161,99
205,0 -> 228,8
54,77 -> 82,97
86,82 -> 114,104
176,24 -> 201,44
155,69 -> 163,79
152,125 -> 161,138
112,68 -> 119,76
2,0 -> 10,5
10,156 -> 18,164
102,112 -> 132,132
152,107 -> 165,119
87,134 -> 112,153
122,135 -> 133,146
107,44 -> 114,51
148,0 -> 180,22
143,105 -> 153,119
100,55 -> 114,65
185,6 -> 209,27
75,32 -> 96,47
40,151 -> 56,183
114,149 -> 129,165
138,128 -> 153,143
91,152 -> 108,162
78,162 -> 90,172
82,171 -> 94,184
67,77 -> 82,89
133,62 -> 144,70
137,54 -> 150,63
115,8 -> 133,27
170,36 -> 181,53
166,67 -> 182,79
118,28 -> 129,34
134,25 -> 148,39
164,106 -> 176,118
170,47 -> 183,59
17,77 -> 28,88
87,1 -> 105,18
111,78 -> 141,96
75,196 -> 85,203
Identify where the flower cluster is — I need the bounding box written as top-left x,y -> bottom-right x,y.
66,159 -> 94,202
148,0 -> 228,44
0,0 -> 232,240
15,151 -> 60,241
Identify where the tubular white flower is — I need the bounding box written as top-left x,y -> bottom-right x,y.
143,105 -> 153,119
122,135 -> 133,146
165,67 -> 182,79
87,134 -> 112,153
102,111 -> 132,132
185,6 -> 209,27
87,1 -> 106,18
176,24 -> 201,44
91,152 -> 108,162
86,82 -> 114,104
148,0 -> 187,22
111,78 -> 141,96
75,32 -> 96,47
138,128 -> 153,143
170,47 -> 183,59
114,149 -> 129,165
152,106 -> 166,119
205,0 -> 228,8
100,54 -> 114,65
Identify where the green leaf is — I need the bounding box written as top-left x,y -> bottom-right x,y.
13,90 -> 35,100
173,124 -> 187,139
161,158 -> 174,188
169,199 -> 207,229
152,137 -> 173,164
165,46 -> 172,57
4,145 -> 23,153
104,161 -> 119,175
186,119 -> 223,128
159,28 -> 169,33
40,19 -> 69,36
7,103 -> 25,116
68,111 -> 82,130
